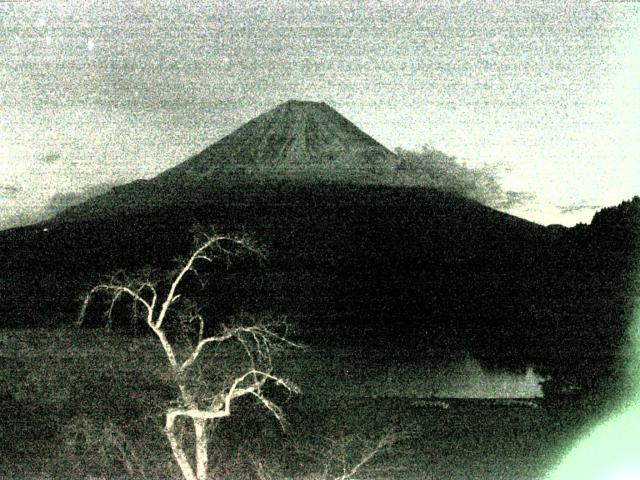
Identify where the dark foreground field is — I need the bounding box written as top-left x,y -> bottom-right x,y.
0,327 -> 604,479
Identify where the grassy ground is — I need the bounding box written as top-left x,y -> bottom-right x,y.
0,327 -> 600,479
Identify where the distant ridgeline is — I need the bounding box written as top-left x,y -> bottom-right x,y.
0,101 -> 637,403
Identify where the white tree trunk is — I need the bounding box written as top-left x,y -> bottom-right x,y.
193,417 -> 209,480
165,409 -> 212,480
165,413 -> 198,480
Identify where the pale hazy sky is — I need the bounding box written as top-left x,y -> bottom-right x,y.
1,0 -> 639,227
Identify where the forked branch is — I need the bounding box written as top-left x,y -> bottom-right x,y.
155,234 -> 263,330
180,323 -> 300,372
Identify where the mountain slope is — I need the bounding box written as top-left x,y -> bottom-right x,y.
50,100 -> 540,227
51,100 -> 399,224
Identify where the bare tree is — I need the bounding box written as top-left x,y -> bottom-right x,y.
78,230 -> 299,480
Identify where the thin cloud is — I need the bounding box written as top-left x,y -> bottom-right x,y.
0,182 -> 115,230
557,203 -> 603,214
39,183 -> 115,218
500,191 -> 537,210
38,152 -> 62,164
393,146 -> 535,210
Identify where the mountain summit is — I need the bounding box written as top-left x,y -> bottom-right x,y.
160,100 -> 394,177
